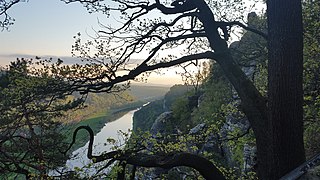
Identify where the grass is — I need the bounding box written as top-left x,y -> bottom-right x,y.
62,101 -> 144,152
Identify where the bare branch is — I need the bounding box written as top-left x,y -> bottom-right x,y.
141,32 -> 207,64
155,0 -> 197,14
62,0 -> 100,3
0,0 -> 20,15
72,51 -> 221,94
0,0 -> 21,30
217,21 -> 268,40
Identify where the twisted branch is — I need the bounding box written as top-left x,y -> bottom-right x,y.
65,125 -> 226,179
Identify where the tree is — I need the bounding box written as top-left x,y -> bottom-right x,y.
0,59 -> 85,178
1,0 -> 306,179
266,0 -> 305,179
178,61 -> 211,93
54,0 -> 304,179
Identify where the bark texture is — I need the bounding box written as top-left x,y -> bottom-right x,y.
266,0 -> 306,179
194,0 -> 305,179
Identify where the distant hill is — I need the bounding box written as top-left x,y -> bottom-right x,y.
128,84 -> 170,101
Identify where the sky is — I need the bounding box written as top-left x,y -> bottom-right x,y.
0,0 -> 265,86
0,0 -> 184,85
0,0 -> 108,60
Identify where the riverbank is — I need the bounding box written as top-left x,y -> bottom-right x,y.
56,109 -> 138,177
62,101 -> 144,152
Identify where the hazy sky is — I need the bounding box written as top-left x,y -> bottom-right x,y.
0,0 -> 105,57
0,0 -> 265,85
0,0 -> 186,85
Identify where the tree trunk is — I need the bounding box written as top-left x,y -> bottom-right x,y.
266,0 -> 305,179
194,0 -> 305,179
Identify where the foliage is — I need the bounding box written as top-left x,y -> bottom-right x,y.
178,61 -> 211,93
130,19 -> 268,175
302,0 -> 320,158
113,127 -> 225,179
171,95 -> 193,132
0,59 -> 84,178
0,57 -> 167,178
229,12 -> 268,94
191,63 -> 232,130
164,85 -> 194,108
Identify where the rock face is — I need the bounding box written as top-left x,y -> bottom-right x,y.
140,111 -> 174,179
243,143 -> 257,173
133,100 -> 164,132
150,111 -> 173,135
133,84 -> 193,132
149,95 -> 257,176
220,112 -> 256,171
197,93 -> 205,108
188,123 -> 222,156
220,13 -> 264,172
189,123 -> 206,134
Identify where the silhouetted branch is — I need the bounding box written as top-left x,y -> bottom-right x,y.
71,51 -> 221,94
0,0 -> 21,30
155,0 -> 197,14
65,125 -> 226,180
217,21 -> 268,40
62,125 -> 93,155
0,0 -> 20,15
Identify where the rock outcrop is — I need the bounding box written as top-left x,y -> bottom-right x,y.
150,111 -> 174,135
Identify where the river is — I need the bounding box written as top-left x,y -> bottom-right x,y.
52,109 -> 137,176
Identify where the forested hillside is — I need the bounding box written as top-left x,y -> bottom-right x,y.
59,84 -> 169,124
128,84 -> 170,101
133,84 -> 192,132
